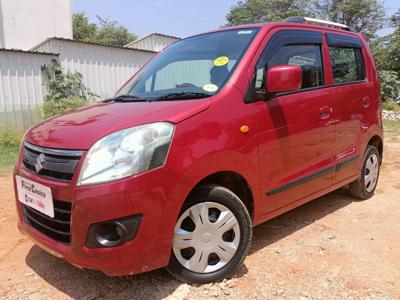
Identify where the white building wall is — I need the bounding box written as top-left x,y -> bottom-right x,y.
0,49 -> 58,128
0,0 -> 72,50
34,39 -> 156,99
125,34 -> 180,52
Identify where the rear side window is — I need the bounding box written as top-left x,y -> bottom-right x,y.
326,33 -> 365,85
329,47 -> 365,84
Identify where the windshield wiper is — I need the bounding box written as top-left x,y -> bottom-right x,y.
150,92 -> 212,101
105,95 -> 149,102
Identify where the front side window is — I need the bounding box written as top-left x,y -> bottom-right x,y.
255,44 -> 324,90
329,47 -> 365,84
117,28 -> 260,100
280,45 -> 324,89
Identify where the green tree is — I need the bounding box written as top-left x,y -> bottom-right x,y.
95,16 -> 137,47
311,0 -> 385,38
226,0 -> 385,38
370,9 -> 400,101
392,8 -> 400,27
227,0 -> 312,25
378,70 -> 400,101
72,12 -> 97,42
371,32 -> 400,76
371,9 -> 400,78
72,12 -> 137,47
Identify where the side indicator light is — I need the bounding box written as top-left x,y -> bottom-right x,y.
240,125 -> 250,134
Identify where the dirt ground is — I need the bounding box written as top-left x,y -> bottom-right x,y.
1,126 -> 400,300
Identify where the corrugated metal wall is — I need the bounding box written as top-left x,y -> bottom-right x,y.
0,40 -> 156,129
35,39 -> 155,99
0,49 -> 58,128
126,34 -> 179,52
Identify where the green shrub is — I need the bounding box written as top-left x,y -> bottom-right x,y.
0,124 -> 23,174
40,59 -> 96,119
0,124 -> 23,149
41,59 -> 96,100
379,70 -> 400,101
382,100 -> 400,112
42,96 -> 90,118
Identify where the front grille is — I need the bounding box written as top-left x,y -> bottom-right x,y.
23,199 -> 72,244
22,142 -> 84,182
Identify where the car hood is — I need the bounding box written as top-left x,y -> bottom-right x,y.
26,99 -> 211,150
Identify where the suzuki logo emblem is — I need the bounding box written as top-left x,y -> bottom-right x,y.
34,153 -> 46,173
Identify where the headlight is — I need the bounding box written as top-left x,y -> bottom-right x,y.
77,122 -> 174,185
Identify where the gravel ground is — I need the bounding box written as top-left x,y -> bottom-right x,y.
382,110 -> 400,121
1,124 -> 399,299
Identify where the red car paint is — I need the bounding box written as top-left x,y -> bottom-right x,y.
14,21 -> 383,276
267,65 -> 302,92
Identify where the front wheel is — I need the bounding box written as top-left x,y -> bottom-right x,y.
167,185 -> 252,284
349,145 -> 381,199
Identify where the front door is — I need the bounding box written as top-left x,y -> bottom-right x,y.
247,29 -> 336,214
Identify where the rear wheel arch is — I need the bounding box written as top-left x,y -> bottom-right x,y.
349,145 -> 380,199
367,135 -> 383,162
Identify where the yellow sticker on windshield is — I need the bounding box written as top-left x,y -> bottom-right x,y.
203,84 -> 218,93
214,56 -> 229,67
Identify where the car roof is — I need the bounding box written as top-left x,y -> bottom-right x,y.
190,21 -> 362,40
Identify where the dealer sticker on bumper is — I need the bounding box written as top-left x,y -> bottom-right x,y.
16,176 -> 54,218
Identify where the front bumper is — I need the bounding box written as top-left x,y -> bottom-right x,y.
14,164 -> 184,276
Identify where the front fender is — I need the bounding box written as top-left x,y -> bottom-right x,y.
158,92 -> 260,254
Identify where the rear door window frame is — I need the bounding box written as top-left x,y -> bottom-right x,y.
325,33 -> 366,86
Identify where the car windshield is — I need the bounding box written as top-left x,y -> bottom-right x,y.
116,28 -> 260,101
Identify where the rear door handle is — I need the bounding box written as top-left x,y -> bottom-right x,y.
362,97 -> 370,108
320,106 -> 333,120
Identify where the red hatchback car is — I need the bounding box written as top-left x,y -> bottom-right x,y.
14,17 -> 383,283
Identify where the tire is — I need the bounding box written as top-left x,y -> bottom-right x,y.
349,145 -> 381,199
167,184 -> 252,284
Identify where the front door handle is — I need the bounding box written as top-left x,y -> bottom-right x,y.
320,106 -> 333,120
362,97 -> 370,108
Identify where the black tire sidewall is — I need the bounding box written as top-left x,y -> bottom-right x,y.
167,185 -> 252,284
359,146 -> 380,198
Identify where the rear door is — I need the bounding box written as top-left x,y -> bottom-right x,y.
325,33 -> 369,183
246,29 -> 336,214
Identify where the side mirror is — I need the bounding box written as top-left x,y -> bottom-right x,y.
266,65 -> 302,93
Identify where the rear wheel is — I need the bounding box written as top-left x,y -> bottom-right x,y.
167,185 -> 252,283
349,145 -> 380,199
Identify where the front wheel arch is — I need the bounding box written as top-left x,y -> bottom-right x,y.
189,171 -> 255,220
167,184 -> 252,283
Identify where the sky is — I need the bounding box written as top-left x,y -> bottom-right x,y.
72,0 -> 400,39
72,0 -> 238,38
